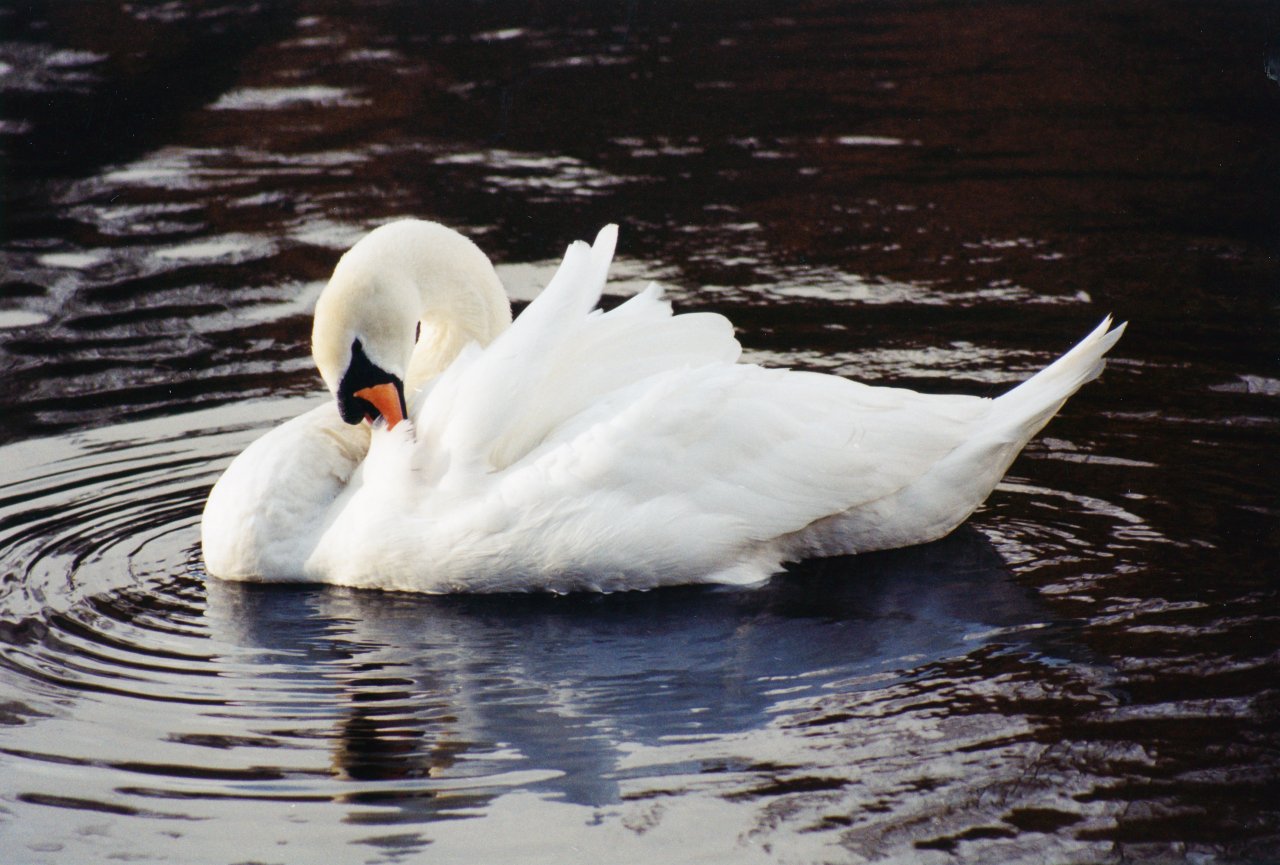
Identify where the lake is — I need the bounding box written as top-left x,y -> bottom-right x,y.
1,1 -> 1277,862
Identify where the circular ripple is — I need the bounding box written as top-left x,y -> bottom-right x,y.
0,401 -> 1247,865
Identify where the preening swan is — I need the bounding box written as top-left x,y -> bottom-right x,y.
201,220 -> 1125,593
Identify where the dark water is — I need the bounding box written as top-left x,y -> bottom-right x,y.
2,1 -> 1278,862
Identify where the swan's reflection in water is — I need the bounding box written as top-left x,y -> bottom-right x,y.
202,526 -> 1047,818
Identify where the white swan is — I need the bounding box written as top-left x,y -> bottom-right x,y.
201,220 -> 1125,593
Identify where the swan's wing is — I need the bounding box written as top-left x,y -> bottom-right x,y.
475,363 -> 989,577
565,364 -> 985,534
412,226 -> 741,474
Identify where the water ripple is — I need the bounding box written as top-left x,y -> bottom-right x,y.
0,398 -> 1164,861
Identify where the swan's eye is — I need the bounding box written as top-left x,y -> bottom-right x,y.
415,322 -> 422,343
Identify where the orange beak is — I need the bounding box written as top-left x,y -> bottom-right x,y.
354,383 -> 405,430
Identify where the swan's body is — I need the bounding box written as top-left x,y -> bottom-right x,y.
202,221 -> 1124,593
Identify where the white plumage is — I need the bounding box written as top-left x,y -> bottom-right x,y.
201,221 -> 1125,593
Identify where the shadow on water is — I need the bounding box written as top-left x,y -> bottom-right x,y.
199,527 -> 1041,810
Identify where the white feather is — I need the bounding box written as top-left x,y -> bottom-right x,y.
202,222 -> 1126,593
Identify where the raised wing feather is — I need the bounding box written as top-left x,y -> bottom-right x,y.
412,226 -> 741,475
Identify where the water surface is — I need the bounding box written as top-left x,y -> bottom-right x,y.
1,1 -> 1277,862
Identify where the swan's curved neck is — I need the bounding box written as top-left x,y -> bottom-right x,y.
312,221 -> 513,397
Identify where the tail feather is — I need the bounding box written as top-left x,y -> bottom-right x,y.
992,316 -> 1126,440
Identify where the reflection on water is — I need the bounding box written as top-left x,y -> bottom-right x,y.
0,423 -> 1081,864
205,527 -> 1034,806
2,0 -> 1278,862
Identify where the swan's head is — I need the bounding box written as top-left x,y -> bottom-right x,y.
312,264 -> 414,430
310,220 -> 513,430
